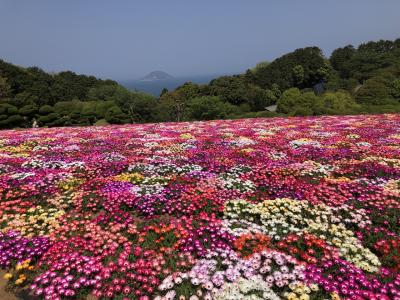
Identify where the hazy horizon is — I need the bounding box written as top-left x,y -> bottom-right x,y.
1,0 -> 399,81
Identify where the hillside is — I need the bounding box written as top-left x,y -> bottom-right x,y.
0,37 -> 399,130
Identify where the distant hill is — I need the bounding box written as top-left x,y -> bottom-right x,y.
141,71 -> 173,81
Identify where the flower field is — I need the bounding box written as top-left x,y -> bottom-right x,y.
0,114 -> 400,300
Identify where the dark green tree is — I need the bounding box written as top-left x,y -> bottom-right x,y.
186,96 -> 236,120
0,76 -> 11,100
251,47 -> 328,90
105,106 -> 129,124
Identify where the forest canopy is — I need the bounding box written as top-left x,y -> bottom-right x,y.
0,37 -> 399,129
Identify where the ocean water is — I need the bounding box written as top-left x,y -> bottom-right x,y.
119,74 -> 223,97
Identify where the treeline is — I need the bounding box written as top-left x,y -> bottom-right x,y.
158,39 -> 400,121
0,61 -> 158,128
0,37 -> 400,129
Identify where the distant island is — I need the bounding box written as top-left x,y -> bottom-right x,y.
141,70 -> 174,81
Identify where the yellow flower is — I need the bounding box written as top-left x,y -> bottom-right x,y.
299,295 -> 310,300
294,287 -> 304,294
3,273 -> 13,280
331,292 -> 341,300
180,133 -> 193,139
287,292 -> 298,300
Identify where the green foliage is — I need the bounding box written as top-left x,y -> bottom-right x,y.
0,114 -> 23,128
250,47 -> 328,90
157,90 -> 189,122
1,37 -> 400,129
19,104 -> 38,116
175,82 -> 203,100
391,79 -> 400,99
320,91 -> 360,114
39,105 -> 55,115
277,88 -> 302,114
250,61 -> 270,73
329,45 -> 356,78
330,39 -> 400,82
355,76 -> 394,105
38,112 -> 59,125
87,84 -> 128,103
105,106 -> 129,124
12,92 -> 38,108
94,119 -> 110,126
292,65 -> 305,86
125,93 -> 159,123
353,103 -> 400,114
88,84 -> 159,123
95,101 -> 116,118
209,76 -> 275,110
53,100 -> 124,125
278,89 -> 359,116
0,58 -> 118,107
0,103 -> 19,115
186,96 -> 236,120
209,76 -> 249,105
0,76 -> 11,99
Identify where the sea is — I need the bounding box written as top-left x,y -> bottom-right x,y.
119,74 -> 225,97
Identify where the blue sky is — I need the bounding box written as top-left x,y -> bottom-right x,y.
0,0 -> 399,80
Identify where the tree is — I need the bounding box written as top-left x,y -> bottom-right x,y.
0,76 -> 11,100
87,84 -> 130,104
158,90 -> 187,122
292,65 -> 304,86
37,105 -> 59,126
95,101 -> 117,119
0,103 -> 24,128
320,91 -> 360,114
186,96 -> 236,120
39,105 -> 55,115
250,61 -> 270,73
105,106 -> 129,124
19,104 -> 38,117
277,89 -> 323,116
355,76 -> 394,105
124,93 -> 158,123
270,84 -> 281,99
209,76 -> 274,110
330,40 -> 400,82
12,92 -> 39,107
329,45 -> 355,77
247,85 -> 276,111
277,88 -> 302,114
391,79 -> 400,100
209,76 -> 249,105
252,47 -> 328,90
174,82 -> 203,100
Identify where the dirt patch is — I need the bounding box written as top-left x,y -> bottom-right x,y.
0,271 -> 18,300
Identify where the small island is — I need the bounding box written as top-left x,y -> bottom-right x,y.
141,70 -> 173,81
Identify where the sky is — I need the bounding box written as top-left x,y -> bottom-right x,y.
0,0 -> 399,80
